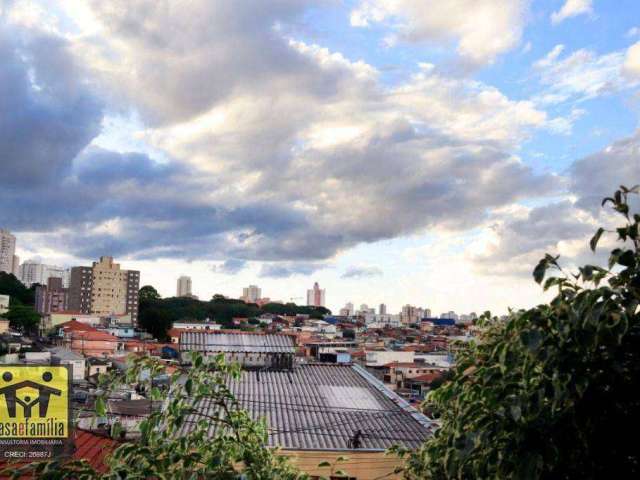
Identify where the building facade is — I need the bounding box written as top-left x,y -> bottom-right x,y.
35,277 -> 69,315
177,276 -> 192,297
68,257 -> 140,324
18,261 -> 68,287
241,285 -> 262,303
0,229 -> 17,275
306,282 -> 325,307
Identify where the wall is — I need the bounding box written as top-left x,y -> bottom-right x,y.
281,449 -> 404,480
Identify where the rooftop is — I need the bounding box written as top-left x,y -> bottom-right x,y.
179,332 -> 296,354
178,363 -> 432,451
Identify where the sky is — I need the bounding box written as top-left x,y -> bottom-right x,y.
1,0 -> 639,315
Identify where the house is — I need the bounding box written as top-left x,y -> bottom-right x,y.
404,372 -> 445,401
57,320 -> 121,357
365,350 -> 414,367
381,362 -> 445,390
0,295 -> 9,315
87,357 -> 111,378
178,363 -> 433,480
179,332 -> 296,369
50,347 -> 86,382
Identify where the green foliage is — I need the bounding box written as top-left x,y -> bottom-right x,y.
11,352 -> 308,479
138,285 -> 161,302
403,186 -> 640,479
0,272 -> 35,305
2,304 -> 40,333
138,295 -> 331,340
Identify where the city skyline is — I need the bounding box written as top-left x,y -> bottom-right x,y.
2,1 -> 639,315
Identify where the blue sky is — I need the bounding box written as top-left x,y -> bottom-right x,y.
1,0 -> 639,315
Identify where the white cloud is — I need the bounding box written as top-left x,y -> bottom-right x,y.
623,41 -> 640,78
533,45 -> 639,106
551,0 -> 593,25
350,0 -> 530,65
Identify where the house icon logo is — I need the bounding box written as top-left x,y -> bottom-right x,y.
0,370 -> 62,418
0,366 -> 70,439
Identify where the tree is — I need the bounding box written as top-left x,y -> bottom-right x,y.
138,307 -> 174,342
139,285 -> 161,302
0,272 -> 35,305
11,353 -> 309,479
2,304 -> 40,333
401,186 -> 640,479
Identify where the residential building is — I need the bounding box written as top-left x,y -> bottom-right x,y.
0,229 -> 16,274
177,275 -> 192,297
18,261 -> 68,287
68,256 -> 140,324
50,347 -> 86,382
35,277 -> 69,315
365,350 -> 415,367
364,313 -> 401,327
306,282 -> 325,307
241,285 -> 261,303
379,303 -> 387,315
178,363 -> 432,480
57,320 -> 120,357
400,305 -> 424,325
0,294 -> 9,315
43,312 -> 102,331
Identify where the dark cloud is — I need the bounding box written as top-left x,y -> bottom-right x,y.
0,2 -> 565,268
471,131 -> 640,277
341,266 -> 383,279
0,25 -> 103,188
569,130 -> 640,214
212,259 -> 248,275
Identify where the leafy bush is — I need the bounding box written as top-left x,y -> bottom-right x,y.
402,186 -> 640,479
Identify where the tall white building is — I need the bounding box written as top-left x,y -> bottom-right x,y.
177,276 -> 192,297
0,229 -> 17,275
241,285 -> 262,303
306,282 -> 325,307
18,261 -> 68,287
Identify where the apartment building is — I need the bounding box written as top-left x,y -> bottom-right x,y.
0,229 -> 18,275
68,256 -> 140,324
35,277 -> 69,315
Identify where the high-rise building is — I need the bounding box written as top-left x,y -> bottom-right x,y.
18,261 -> 68,287
0,229 -> 16,275
68,256 -> 140,324
379,303 -> 387,315
400,304 -> 425,324
177,276 -> 192,297
241,285 -> 262,303
35,277 -> 69,315
306,282 -> 325,307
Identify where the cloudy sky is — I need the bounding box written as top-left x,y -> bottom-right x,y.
1,0 -> 639,315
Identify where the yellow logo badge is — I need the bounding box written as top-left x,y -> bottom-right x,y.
0,366 -> 69,439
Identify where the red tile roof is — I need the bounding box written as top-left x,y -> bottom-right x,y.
59,319 -> 99,332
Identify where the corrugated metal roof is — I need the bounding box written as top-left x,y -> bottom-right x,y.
178,364 -> 432,451
179,332 -> 295,354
